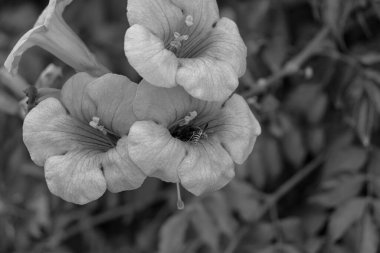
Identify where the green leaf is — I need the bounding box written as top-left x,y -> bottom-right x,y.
354,97 -> 375,147
281,127 -> 306,168
280,218 -> 303,243
323,0 -> 356,40
203,192 -> 237,237
310,174 -> 365,208
371,200 -> 380,226
364,75 -> 380,115
250,222 -> 275,245
225,180 -> 262,222
359,212 -> 379,253
190,203 -> 219,252
328,197 -> 367,242
158,211 -> 190,253
307,93 -> 328,124
0,90 -> 19,116
304,237 -> 324,253
323,146 -> 367,178
367,148 -> 380,176
301,206 -> 328,237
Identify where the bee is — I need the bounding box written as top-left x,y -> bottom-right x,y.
189,123 -> 208,144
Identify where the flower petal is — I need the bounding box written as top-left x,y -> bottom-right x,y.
194,18 -> 247,77
86,74 -> 138,135
124,25 -> 179,88
61,73 -> 138,135
178,135 -> 235,196
127,0 -> 182,43
212,94 -> 261,164
23,98 -> 115,166
4,0 -> 108,76
176,57 -> 237,101
103,137 -> 146,192
133,80 -> 221,126
172,0 -> 219,38
45,150 -> 106,204
176,20 -> 246,101
128,121 -> 186,182
60,72 -> 97,123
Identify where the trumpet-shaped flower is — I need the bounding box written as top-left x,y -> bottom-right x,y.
5,0 -> 108,77
128,81 -> 260,197
124,0 -> 247,101
23,72 -> 146,204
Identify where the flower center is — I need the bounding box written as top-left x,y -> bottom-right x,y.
167,15 -> 194,56
168,32 -> 189,54
89,116 -> 120,148
169,111 -> 208,144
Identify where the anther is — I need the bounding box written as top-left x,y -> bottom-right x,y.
176,182 -> 185,210
89,116 -> 107,135
185,15 -> 194,27
169,32 -> 189,53
179,111 -> 197,126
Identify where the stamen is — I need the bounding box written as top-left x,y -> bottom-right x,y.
89,116 -> 107,135
168,32 -> 189,53
185,15 -> 194,27
89,116 -> 120,148
179,111 -> 197,126
176,182 -> 185,210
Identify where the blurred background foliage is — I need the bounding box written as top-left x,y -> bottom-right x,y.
1,0 -> 380,252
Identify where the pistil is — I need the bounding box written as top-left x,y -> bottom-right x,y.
176,182 -> 185,210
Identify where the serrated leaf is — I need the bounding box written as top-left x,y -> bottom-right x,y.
310,174 -> 365,208
323,146 -> 367,178
190,203 -> 219,252
158,212 -> 190,253
328,197 -> 367,241
359,212 -> 379,253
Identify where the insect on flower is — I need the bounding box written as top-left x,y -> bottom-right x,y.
125,0 -> 247,101
128,81 -> 261,201
189,123 -> 208,144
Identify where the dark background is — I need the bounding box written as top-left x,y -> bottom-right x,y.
1,0 -> 380,252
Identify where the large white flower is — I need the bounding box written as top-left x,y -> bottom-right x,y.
124,0 -> 247,101
23,73 -> 146,204
128,81 -> 260,196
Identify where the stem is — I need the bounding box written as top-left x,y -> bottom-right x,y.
223,153 -> 325,253
243,27 -> 330,98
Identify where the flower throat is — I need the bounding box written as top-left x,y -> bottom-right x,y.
169,111 -> 208,144
167,15 -> 193,55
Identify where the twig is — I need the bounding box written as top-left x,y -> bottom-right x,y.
243,27 -> 330,98
223,153 -> 325,253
